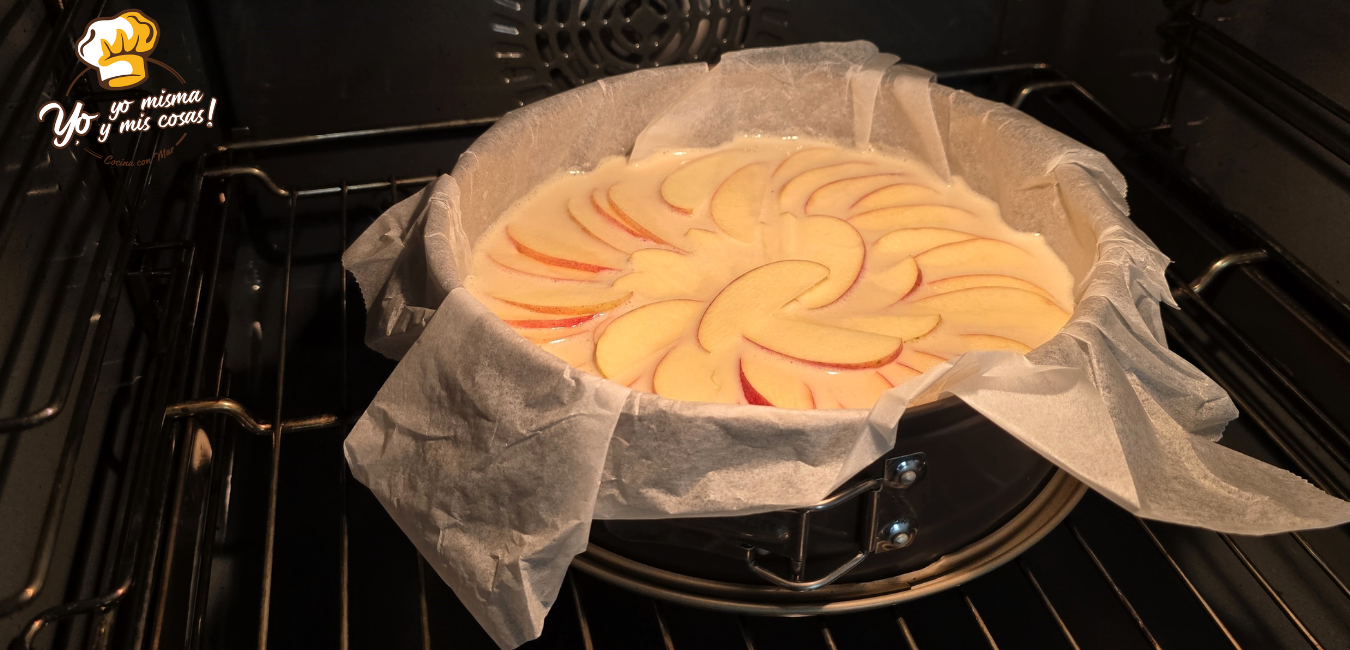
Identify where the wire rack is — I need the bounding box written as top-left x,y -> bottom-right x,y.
4,14 -> 1350,650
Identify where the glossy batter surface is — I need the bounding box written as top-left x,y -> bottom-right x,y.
464,139 -> 1074,409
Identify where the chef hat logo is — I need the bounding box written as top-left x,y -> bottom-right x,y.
76,10 -> 159,90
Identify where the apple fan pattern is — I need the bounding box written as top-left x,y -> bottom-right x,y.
465,141 -> 1074,409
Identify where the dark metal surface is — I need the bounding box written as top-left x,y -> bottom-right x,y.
590,398 -> 1060,592
1163,1 -> 1350,299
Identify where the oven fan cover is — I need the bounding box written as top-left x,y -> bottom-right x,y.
492,0 -> 791,106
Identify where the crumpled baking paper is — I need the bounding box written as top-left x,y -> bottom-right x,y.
341,41 -> 1350,649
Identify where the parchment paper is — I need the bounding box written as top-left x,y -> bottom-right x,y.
342,42 -> 1350,649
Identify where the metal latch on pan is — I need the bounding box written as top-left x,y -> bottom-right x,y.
744,453 -> 927,591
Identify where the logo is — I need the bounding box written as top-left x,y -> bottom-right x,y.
35,9 -> 219,166
77,10 -> 160,90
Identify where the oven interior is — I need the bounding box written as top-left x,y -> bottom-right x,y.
3,0 -> 1350,648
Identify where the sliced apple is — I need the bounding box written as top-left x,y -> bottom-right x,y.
709,164 -> 769,242
506,224 -> 625,273
870,228 -> 977,267
877,362 -> 921,386
907,286 -> 1070,347
900,348 -> 947,372
804,174 -> 906,216
784,215 -> 866,308
779,162 -> 875,215
697,260 -> 829,352
568,193 -> 646,253
746,318 -> 902,369
913,239 -> 1037,281
653,342 -> 722,402
740,353 -> 814,409
839,314 -> 940,341
772,148 -> 837,180
591,189 -> 647,242
908,285 -> 1064,315
960,333 -> 1032,354
610,251 -> 701,301
849,205 -> 980,235
608,182 -> 686,249
912,274 -> 1056,302
593,299 -> 704,379
490,285 -> 632,316
488,245 -> 601,281
852,183 -> 942,212
871,256 -> 921,299
502,313 -> 598,329
816,256 -> 919,314
661,149 -> 751,213
483,296 -> 602,329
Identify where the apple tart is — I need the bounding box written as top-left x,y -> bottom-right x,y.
464,139 -> 1075,409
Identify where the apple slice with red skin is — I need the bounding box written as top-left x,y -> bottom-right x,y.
849,205 -> 981,236
804,174 -> 906,216
697,260 -> 830,352
913,238 -> 1037,280
709,164 -> 769,242
487,245 -> 602,281
505,224 -> 624,273
870,256 -> 921,301
852,183 -> 942,212
661,149 -> 752,213
490,285 -> 632,316
839,314 -> 940,341
653,342 -> 723,402
503,313 -> 598,329
899,349 -> 947,372
593,299 -> 704,379
591,189 -> 650,241
485,298 -> 602,325
823,256 -> 920,313
907,285 -> 1064,315
907,286 -> 1070,348
485,300 -> 601,344
781,215 -> 867,308
608,182 -> 687,250
877,362 -> 922,386
778,162 -> 875,215
908,274 -> 1056,302
870,228 -> 977,268
568,193 -> 647,252
739,352 -> 814,409
772,148 -> 837,180
746,317 -> 902,369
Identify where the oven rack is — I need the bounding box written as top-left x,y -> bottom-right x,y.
0,60 -> 1346,649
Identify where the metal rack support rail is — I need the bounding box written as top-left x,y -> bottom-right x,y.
0,0 -> 118,433
1159,15 -> 1350,168
0,129 -> 153,620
